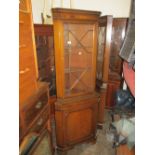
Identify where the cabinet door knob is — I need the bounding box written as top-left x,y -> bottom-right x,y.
20,68 -> 30,74
35,101 -> 42,109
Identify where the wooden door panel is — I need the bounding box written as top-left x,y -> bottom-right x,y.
66,109 -> 92,143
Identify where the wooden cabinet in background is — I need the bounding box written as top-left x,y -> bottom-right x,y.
96,15 -> 113,87
106,80 -> 121,107
109,18 -> 128,80
96,88 -> 106,128
106,18 -> 128,108
34,24 -> 56,117
34,24 -> 56,96
96,15 -> 113,127
52,8 -> 101,152
96,17 -> 128,127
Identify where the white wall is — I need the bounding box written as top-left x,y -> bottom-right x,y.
31,0 -> 44,24
73,0 -> 131,16
31,0 -> 131,24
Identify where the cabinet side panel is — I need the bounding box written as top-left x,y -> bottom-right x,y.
55,111 -> 64,146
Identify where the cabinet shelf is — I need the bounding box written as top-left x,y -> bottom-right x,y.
64,67 -> 91,73
64,46 -> 93,49
64,49 -> 92,56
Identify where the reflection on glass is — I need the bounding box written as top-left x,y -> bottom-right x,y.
96,27 -> 106,81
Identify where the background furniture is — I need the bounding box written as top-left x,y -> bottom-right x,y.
52,8 -> 101,152
19,83 -> 54,155
19,0 -> 53,154
106,18 -> 128,108
96,16 -> 128,127
96,15 -> 113,128
34,24 -> 56,118
19,0 -> 38,104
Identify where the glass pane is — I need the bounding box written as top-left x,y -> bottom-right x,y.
96,26 -> 106,81
64,23 -> 94,97
110,25 -> 125,73
35,35 -> 56,95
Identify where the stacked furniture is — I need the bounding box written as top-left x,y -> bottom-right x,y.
52,8 -> 101,152
19,0 -> 53,154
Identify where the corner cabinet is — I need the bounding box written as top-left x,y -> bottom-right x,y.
52,8 -> 101,152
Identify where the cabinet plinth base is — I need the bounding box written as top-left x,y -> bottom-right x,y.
97,123 -> 103,129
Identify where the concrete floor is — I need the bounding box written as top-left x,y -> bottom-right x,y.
53,110 -> 116,155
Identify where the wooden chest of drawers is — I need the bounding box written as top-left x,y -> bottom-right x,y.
28,105 -> 49,134
21,90 -> 48,128
19,83 -> 54,154
19,74 -> 54,155
20,83 -> 49,141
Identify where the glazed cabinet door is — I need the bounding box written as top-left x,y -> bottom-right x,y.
34,24 -> 56,96
96,16 -> 113,86
64,23 -> 96,97
109,18 -> 128,81
52,8 -> 100,99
